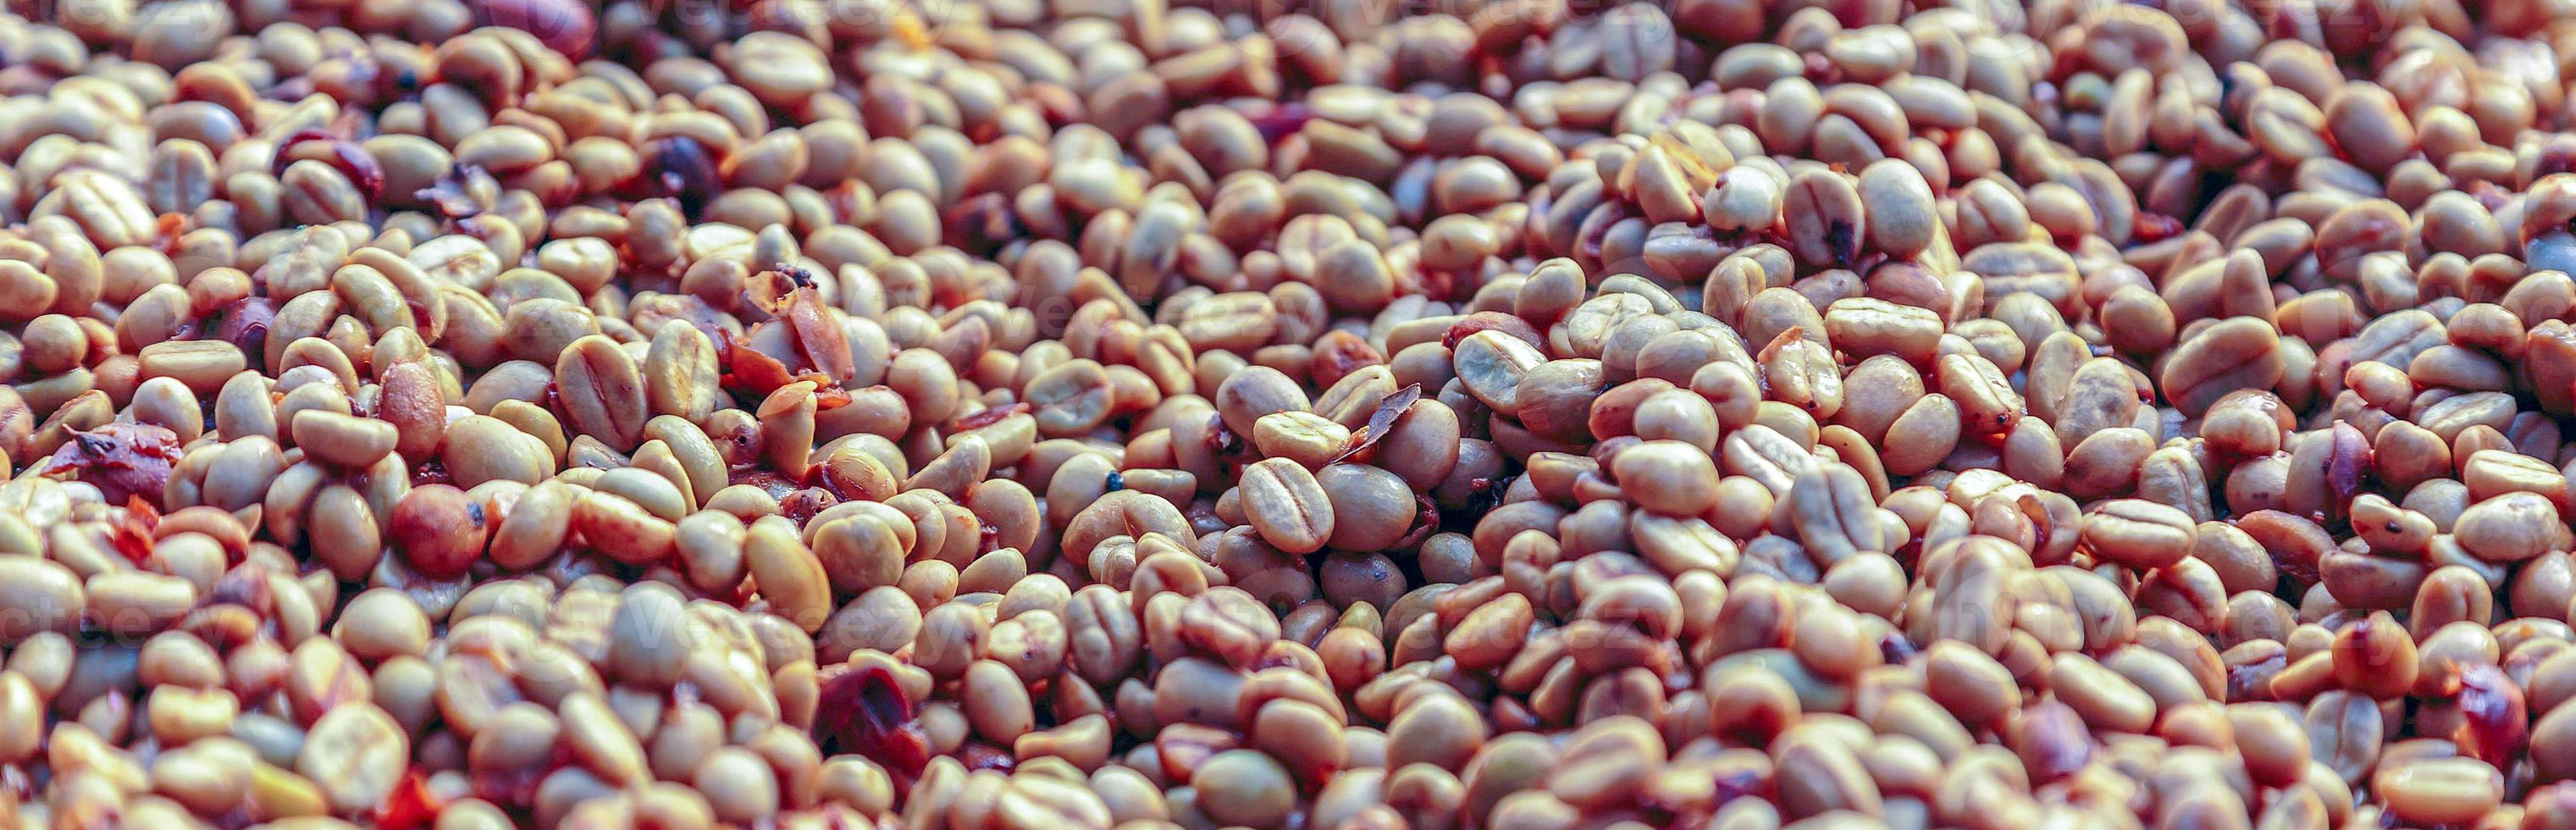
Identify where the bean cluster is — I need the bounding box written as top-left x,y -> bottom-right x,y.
3,0 -> 2576,825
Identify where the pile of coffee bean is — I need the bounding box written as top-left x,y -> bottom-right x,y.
4,0 -> 2576,825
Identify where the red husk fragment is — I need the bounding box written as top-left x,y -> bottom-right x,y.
210,296 -> 276,357
2447,663 -> 2528,768
721,325 -> 854,404
782,287 -> 858,383
2131,212 -> 2183,243
721,340 -> 797,394
44,422 -> 184,509
814,662 -> 931,792
1389,493 -> 1440,550
1330,384 -> 1423,464
373,770 -> 443,830
111,495 -> 160,566
152,213 -> 189,254
812,383 -> 853,411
